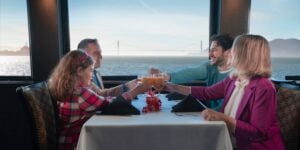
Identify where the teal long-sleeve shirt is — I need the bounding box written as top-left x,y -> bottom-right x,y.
169,61 -> 231,111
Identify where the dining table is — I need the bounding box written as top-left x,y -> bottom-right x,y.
76,94 -> 233,150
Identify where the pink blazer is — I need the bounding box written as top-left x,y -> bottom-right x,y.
191,77 -> 285,150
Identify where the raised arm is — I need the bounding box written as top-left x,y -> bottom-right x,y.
169,61 -> 209,83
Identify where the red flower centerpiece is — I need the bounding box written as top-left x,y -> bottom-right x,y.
142,90 -> 162,113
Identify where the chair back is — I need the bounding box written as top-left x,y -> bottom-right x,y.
16,81 -> 58,150
276,83 -> 300,150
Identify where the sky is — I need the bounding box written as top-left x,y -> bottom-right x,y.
68,0 -> 210,56
249,0 -> 300,41
0,0 -> 299,56
0,0 -> 29,50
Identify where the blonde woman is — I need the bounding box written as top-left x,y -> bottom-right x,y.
48,50 -> 147,150
163,34 -> 284,150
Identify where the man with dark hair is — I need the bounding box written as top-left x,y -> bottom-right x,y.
78,38 -> 136,96
150,34 -> 234,111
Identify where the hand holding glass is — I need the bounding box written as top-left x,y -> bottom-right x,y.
142,74 -> 165,91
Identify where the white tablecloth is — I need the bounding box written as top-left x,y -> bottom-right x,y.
77,94 -> 232,150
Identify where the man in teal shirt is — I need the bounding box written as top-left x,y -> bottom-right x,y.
150,34 -> 233,111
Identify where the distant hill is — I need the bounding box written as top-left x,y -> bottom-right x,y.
0,45 -> 29,56
269,38 -> 300,58
187,38 -> 300,57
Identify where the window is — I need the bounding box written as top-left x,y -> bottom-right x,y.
0,0 -> 31,76
69,0 -> 210,75
250,0 -> 300,80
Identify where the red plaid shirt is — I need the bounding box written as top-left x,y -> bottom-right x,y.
57,86 -> 113,150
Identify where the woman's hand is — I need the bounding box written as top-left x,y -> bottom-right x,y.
201,108 -> 236,133
161,82 -> 191,95
201,109 -> 225,121
160,82 -> 174,92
